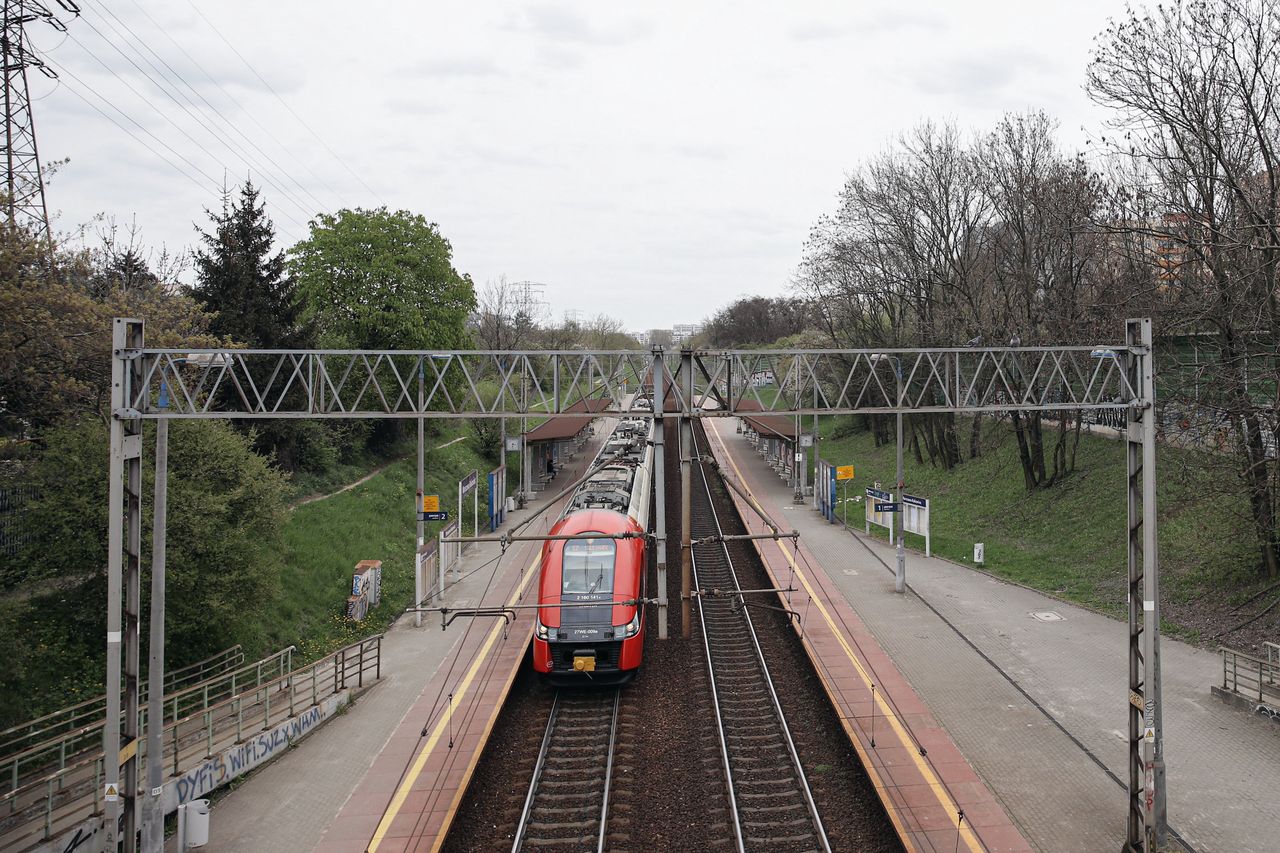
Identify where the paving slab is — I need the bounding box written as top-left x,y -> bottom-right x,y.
709,419 -> 1280,853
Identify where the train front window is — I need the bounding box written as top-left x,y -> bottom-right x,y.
562,536 -> 616,594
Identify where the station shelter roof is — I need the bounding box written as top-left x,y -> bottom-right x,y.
525,397 -> 612,443
736,399 -> 798,441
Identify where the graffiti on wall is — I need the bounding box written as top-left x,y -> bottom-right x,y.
162,696 -> 339,812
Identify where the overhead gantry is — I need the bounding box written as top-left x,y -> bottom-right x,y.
102,318 -> 1164,853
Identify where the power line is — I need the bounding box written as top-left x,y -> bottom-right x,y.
84,0 -> 333,215
47,59 -> 221,192
53,33 -> 308,233
59,25 -> 314,230
184,0 -> 385,206
125,0 -> 348,213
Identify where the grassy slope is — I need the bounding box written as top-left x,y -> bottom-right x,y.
240,429 -> 518,661
815,417 -> 1260,642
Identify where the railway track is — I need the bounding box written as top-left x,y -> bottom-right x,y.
691,425 -> 832,853
511,688 -> 621,852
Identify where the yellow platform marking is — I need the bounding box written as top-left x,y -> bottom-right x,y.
368,548 -> 541,852
707,420 -> 984,853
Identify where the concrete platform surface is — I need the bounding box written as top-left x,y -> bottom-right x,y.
709,418 -> 1280,853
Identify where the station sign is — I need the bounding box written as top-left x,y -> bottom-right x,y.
902,494 -> 928,509
460,470 -> 479,495
865,487 -> 892,501
836,465 -> 855,481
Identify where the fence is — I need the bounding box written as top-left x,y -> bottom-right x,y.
0,636 -> 380,853
1217,646 -> 1280,709
0,645 -> 247,779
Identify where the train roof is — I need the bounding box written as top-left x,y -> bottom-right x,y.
551,508 -> 637,535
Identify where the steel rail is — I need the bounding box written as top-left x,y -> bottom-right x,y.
510,689 -> 621,853
690,424 -> 832,853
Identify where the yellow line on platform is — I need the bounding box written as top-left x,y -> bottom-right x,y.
706,420 -> 983,853
367,549 -> 541,852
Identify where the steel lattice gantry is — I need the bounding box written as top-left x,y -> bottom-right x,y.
103,318 -> 1164,852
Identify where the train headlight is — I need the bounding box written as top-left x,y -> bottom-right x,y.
536,621 -> 556,641
621,610 -> 641,638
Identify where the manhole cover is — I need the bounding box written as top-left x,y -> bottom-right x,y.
1031,611 -> 1063,622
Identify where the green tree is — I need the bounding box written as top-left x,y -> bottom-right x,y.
11,418 -> 287,661
192,180 -> 312,348
289,207 -> 476,350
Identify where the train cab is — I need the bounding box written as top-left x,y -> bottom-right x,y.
532,509 -> 646,685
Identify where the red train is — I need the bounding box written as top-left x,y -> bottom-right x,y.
532,417 -> 653,685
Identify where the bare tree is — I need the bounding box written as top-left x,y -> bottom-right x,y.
1089,0 -> 1280,578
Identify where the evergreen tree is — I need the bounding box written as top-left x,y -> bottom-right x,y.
191,180 -> 319,470
192,179 -> 311,348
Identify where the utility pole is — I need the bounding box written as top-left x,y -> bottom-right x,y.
0,1 -> 77,241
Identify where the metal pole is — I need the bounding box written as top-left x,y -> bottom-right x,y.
144,415 -> 167,853
895,358 -> 905,595
416,363 -> 424,626
1124,318 -> 1165,850
106,317 -> 143,853
680,349 -> 693,640
652,348 -> 668,640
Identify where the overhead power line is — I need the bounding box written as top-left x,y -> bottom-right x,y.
184,0 -> 386,207
85,0 -> 333,215
53,31 -> 310,233
47,59 -> 221,192
126,0 -> 348,213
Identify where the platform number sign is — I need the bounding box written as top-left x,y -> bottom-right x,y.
418,494 -> 447,522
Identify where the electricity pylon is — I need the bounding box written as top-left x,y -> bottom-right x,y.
1,0 -> 78,240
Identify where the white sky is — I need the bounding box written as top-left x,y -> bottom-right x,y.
31,0 -> 1129,332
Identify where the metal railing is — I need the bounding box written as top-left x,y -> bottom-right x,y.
0,636 -> 380,853
0,645 -> 245,763
1,647 -> 285,799
1218,646 -> 1280,706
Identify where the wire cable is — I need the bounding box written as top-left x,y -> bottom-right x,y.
47,61 -> 219,193
185,0 -> 385,206
85,0 -> 332,217
57,30 -> 311,231
125,0 -> 348,212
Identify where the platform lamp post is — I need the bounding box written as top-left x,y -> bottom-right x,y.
893,356 -> 905,594
874,353 -> 907,594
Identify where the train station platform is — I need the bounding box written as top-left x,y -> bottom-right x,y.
703,421 -> 1030,853
705,418 -> 1280,853
196,421 -> 616,853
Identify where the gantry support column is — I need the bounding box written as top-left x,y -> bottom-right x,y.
680,349 -> 693,640
106,317 -> 144,853
143,411 -> 168,853
1125,317 -> 1166,851
651,348 -> 668,640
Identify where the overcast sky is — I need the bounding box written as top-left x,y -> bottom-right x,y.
31,0 -> 1128,332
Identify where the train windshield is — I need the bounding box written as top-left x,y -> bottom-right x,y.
562,536 -> 616,595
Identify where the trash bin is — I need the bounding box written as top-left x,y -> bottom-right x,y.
186,798 -> 210,847
505,496 -> 516,513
